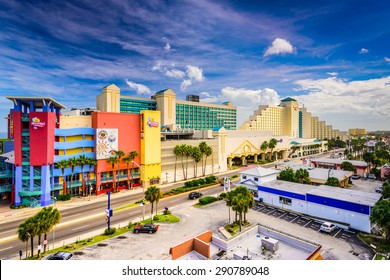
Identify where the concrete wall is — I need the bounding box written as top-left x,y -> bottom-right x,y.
170,231 -> 213,260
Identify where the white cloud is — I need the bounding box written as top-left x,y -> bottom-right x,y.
359,48 -> 368,54
125,79 -> 151,95
165,69 -> 185,79
164,43 -> 171,51
264,38 -> 295,57
327,72 -> 338,76
291,76 -> 390,130
186,65 -> 205,82
385,57 -> 390,63
180,79 -> 192,91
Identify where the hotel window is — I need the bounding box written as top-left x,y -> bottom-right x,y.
254,177 -> 258,182
279,196 -> 292,206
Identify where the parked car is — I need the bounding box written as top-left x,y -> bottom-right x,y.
351,174 -> 360,180
367,174 -> 376,180
375,186 -> 383,193
133,223 -> 159,234
46,251 -> 73,260
319,222 -> 337,233
188,192 -> 203,200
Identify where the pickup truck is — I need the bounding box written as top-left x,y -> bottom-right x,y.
133,223 -> 159,234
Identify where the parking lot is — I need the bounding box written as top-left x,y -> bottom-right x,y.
252,203 -> 366,247
349,177 -> 383,193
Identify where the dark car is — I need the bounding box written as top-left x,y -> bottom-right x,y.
133,223 -> 159,234
46,251 -> 73,260
351,174 -> 360,180
188,192 -> 203,200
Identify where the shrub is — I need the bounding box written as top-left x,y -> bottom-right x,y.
219,192 -> 227,199
104,227 -> 116,235
127,222 -> 133,229
10,204 -> 29,209
153,215 -> 159,221
163,209 -> 171,215
199,196 -> 218,205
56,194 -> 71,201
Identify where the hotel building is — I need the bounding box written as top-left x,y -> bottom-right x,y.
96,85 -> 237,130
240,97 -> 346,140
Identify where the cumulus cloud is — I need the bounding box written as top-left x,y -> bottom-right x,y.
327,72 -> 338,76
385,57 -> 390,63
201,87 -> 281,127
165,69 -> 185,79
291,76 -> 390,129
264,38 -> 295,57
125,79 -> 151,95
164,43 -> 171,51
180,79 -> 192,91
186,65 -> 205,82
359,48 -> 368,54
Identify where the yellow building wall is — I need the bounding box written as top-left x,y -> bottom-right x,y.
140,110 -> 161,185
60,115 -> 92,128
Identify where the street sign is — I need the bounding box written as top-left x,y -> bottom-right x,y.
224,177 -> 231,192
43,240 -> 48,245
105,208 -> 113,217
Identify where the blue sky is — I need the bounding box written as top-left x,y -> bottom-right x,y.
0,0 -> 389,132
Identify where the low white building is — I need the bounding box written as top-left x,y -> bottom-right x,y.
240,166 -> 381,233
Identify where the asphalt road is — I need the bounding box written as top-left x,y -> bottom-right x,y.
0,183 -> 227,260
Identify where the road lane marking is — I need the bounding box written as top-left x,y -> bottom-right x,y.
0,246 -> 13,252
72,225 -> 90,231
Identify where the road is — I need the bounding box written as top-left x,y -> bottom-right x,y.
0,182 -> 228,260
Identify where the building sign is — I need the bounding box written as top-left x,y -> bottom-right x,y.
8,112 -> 14,139
96,129 -> 118,160
147,117 -> 159,128
31,117 -> 46,129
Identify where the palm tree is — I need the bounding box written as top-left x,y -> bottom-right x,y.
260,141 -> 268,160
174,144 -> 186,180
232,193 -> 246,232
67,157 -> 78,196
173,145 -> 181,182
192,146 -> 201,178
268,138 -> 278,160
86,157 -> 97,194
77,155 -> 88,196
25,217 -> 37,258
106,156 -> 119,192
294,168 -> 311,184
183,145 -> 192,179
40,206 -> 61,254
224,191 -> 234,224
145,186 -> 161,219
115,150 -> 125,190
55,160 -> 68,195
199,142 -> 208,176
17,221 -> 30,259
123,151 -> 138,189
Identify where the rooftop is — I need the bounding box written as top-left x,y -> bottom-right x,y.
242,166 -> 279,177
6,96 -> 67,109
311,158 -> 368,167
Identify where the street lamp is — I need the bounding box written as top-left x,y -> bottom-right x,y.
165,172 -> 168,183
132,161 -> 145,221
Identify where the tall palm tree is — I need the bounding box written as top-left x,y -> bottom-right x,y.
86,157 -> 97,194
17,221 -> 30,259
55,160 -> 68,195
173,145 -> 183,182
115,150 -> 125,190
260,141 -> 268,156
77,155 -> 88,196
145,186 -> 161,218
232,193 -> 246,232
106,156 -> 119,192
199,142 -> 208,176
25,217 -> 37,258
192,146 -> 201,178
40,206 -> 61,253
183,145 -> 192,180
224,191 -> 234,224
268,138 -> 278,160
67,157 -> 78,196
123,151 -> 138,189
203,145 -> 212,176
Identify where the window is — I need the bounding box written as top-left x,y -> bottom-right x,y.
254,177 -> 258,182
279,196 -> 292,206
242,175 -> 247,180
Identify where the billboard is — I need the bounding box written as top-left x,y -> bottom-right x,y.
96,129 -> 118,160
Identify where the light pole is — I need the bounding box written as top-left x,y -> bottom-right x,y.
165,172 -> 168,183
132,161 -> 145,221
52,197 -> 57,250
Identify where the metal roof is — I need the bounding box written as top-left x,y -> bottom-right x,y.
6,96 -> 67,109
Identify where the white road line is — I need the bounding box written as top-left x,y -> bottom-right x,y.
0,246 -> 13,252
1,229 -> 17,234
132,210 -> 141,214
64,213 -> 81,219
72,225 -> 90,231
267,209 -> 277,215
